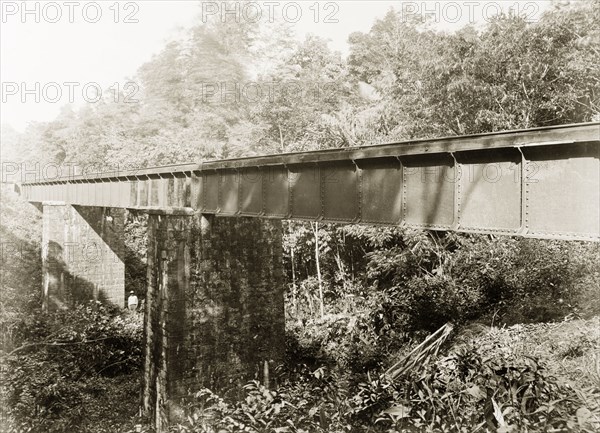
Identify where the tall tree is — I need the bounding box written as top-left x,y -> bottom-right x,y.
252,34 -> 350,153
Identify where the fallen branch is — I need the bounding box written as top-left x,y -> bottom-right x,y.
385,322 -> 454,380
2,337 -> 113,358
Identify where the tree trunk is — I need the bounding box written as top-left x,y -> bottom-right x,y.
290,245 -> 297,316
278,124 -> 285,152
313,222 -> 324,318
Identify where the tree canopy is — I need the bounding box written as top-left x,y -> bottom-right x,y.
4,0 -> 598,174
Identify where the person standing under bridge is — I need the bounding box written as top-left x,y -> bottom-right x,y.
127,291 -> 138,311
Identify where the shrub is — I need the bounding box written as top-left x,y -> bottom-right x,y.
363,233 -> 600,332
353,335 -> 600,432
168,372 -> 354,433
2,303 -> 143,433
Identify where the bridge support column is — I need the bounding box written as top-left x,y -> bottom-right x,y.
41,202 -> 125,311
143,213 -> 285,431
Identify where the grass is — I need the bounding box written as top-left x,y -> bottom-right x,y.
473,317 -> 600,390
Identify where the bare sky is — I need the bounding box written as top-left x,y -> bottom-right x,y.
1,1 -> 552,131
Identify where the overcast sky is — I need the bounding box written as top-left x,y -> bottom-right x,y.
1,1 -> 552,132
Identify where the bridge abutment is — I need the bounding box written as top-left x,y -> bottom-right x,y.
41,202 -> 126,311
143,213 -> 285,430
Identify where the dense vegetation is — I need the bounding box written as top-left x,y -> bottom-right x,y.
1,1 -> 599,432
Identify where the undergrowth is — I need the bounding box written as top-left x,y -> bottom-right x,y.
162,317 -> 599,433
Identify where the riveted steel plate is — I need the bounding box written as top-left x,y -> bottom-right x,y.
158,178 -> 169,208
108,181 -> 118,207
86,182 -> 95,206
290,165 -> 320,219
116,181 -> 130,208
101,182 -> 109,206
321,161 -> 359,221
402,154 -> 455,228
94,183 -> 102,205
148,178 -> 160,207
202,172 -> 219,212
525,143 -> 600,239
59,184 -> 65,202
76,183 -> 85,205
100,181 -> 111,207
458,149 -> 522,232
63,183 -> 72,203
66,184 -> 72,204
165,177 -> 175,207
60,185 -> 68,202
104,182 -> 114,207
219,170 -> 239,215
79,182 -> 89,205
106,182 -> 118,207
263,166 -> 289,216
359,158 -> 402,224
139,180 -> 149,207
182,176 -> 192,208
73,183 -> 80,205
17,123 -> 600,241
190,173 -> 202,210
165,177 -> 176,207
129,182 -> 138,207
101,182 -> 110,207
63,184 -> 70,203
158,178 -> 167,207
239,167 -> 263,215
95,182 -> 104,206
90,181 -> 100,205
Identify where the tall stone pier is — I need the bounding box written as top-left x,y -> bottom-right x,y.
41,202 -> 125,311
143,213 -> 285,431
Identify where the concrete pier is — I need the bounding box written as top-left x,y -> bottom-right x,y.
41,202 -> 125,311
142,213 -> 285,430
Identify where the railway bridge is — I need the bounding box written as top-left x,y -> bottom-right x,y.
16,122 -> 600,430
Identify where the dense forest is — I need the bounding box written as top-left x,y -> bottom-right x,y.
1,1 -> 599,432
